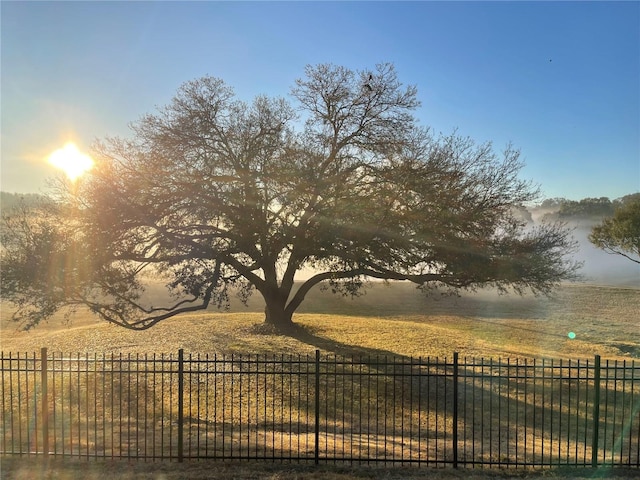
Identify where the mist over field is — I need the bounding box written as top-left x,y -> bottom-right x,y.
570,224 -> 640,287
526,203 -> 639,288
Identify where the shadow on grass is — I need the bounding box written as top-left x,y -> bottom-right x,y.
283,323 -> 640,467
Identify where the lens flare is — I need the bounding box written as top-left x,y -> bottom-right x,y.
567,332 -> 576,339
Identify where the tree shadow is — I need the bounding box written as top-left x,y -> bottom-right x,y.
3,331 -> 636,466
286,322 -> 407,359
281,323 -> 640,466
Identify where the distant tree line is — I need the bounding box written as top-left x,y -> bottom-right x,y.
532,193 -> 640,264
1,191 -> 637,223
536,193 -> 640,222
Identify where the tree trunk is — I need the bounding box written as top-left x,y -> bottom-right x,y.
262,290 -> 294,332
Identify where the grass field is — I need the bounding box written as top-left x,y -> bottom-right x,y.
1,282 -> 638,361
1,282 -> 639,479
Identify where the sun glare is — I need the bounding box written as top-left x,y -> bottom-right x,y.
48,143 -> 94,181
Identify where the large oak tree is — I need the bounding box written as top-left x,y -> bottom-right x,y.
1,63 -> 579,331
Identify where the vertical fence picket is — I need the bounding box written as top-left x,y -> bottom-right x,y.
314,349 -> 320,465
40,348 -> 48,456
452,352 -> 459,469
592,355 -> 601,467
177,349 -> 184,463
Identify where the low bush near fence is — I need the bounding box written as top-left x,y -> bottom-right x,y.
1,349 -> 639,468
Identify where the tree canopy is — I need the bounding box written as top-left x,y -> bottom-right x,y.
589,198 -> 640,264
0,63 -> 580,331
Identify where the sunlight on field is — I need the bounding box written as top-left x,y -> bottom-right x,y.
1,284 -> 638,361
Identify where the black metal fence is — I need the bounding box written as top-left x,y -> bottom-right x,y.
1,348 -> 639,468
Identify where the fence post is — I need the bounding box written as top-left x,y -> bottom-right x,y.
453,352 -> 459,468
314,349 -> 320,465
177,349 -> 184,463
41,347 -> 49,456
591,355 -> 601,467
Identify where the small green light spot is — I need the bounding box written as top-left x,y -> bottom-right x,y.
568,332 -> 576,339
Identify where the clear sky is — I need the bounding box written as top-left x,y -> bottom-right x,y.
2,1 -> 639,201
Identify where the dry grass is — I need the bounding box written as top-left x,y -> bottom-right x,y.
1,283 -> 638,361
1,283 -> 639,479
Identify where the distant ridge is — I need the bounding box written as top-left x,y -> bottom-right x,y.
0,191 -> 46,213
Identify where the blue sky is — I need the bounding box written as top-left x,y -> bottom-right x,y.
2,1 -> 638,201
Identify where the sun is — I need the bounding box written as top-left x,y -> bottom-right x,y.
48,143 -> 94,181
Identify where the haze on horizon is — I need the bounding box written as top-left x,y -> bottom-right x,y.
1,2 -> 638,202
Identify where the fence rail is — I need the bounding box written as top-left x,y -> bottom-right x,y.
1,348 -> 639,468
